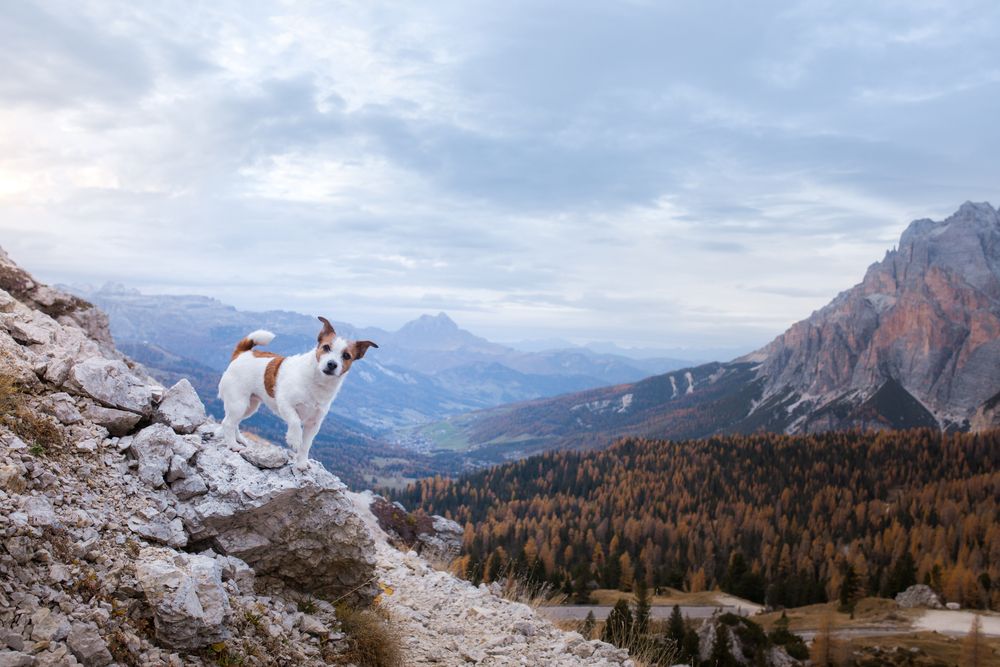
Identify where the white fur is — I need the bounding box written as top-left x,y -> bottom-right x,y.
218,331 -> 351,471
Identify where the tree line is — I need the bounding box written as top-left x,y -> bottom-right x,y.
395,429 -> 1000,610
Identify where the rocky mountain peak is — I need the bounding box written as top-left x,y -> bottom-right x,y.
752,200 -> 1000,431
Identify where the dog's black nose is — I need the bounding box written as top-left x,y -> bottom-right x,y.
326,361 -> 338,371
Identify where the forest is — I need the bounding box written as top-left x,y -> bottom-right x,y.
396,429 -> 1000,610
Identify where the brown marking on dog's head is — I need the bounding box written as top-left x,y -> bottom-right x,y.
339,340 -> 379,374
264,356 -> 285,398
316,316 -> 337,361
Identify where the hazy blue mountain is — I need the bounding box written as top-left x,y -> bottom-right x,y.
67,285 -> 688,434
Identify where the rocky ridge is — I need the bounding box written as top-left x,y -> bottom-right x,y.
0,246 -> 633,666
423,201 -> 1000,451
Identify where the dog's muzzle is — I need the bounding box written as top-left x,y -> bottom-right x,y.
323,361 -> 338,376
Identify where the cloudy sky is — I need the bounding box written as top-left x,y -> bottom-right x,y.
1,1 -> 998,351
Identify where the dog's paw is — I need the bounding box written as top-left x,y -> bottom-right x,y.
227,441 -> 245,452
293,459 -> 310,472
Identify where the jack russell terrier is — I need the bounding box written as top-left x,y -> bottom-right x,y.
218,316 -> 377,470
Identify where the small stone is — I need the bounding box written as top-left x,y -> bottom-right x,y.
24,496 -> 56,527
239,443 -> 289,469
65,358 -> 153,416
0,651 -> 37,667
127,515 -> 187,548
153,379 -> 207,435
30,608 -> 70,642
299,615 -> 329,636
67,621 -> 113,667
82,404 -> 142,437
170,475 -> 208,500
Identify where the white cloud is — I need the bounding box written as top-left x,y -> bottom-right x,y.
0,0 -> 998,350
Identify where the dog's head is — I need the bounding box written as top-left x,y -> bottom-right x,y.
315,316 -> 378,378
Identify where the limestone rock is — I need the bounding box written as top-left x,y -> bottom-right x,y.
29,608 -> 70,642
127,512 -> 188,548
418,515 -> 463,563
153,379 -> 207,434
0,652 -> 37,667
65,358 -> 152,415
239,442 -> 289,469
895,584 -> 944,609
135,548 -> 231,650
82,404 -> 142,437
130,424 -> 198,488
177,444 -> 377,603
66,621 -> 113,667
39,392 -> 82,425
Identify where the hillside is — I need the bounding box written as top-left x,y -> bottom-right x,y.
417,201 -> 1000,453
399,429 -> 1000,612
0,245 -> 636,666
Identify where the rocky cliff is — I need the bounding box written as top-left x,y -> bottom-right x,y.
0,247 -> 634,666
751,200 -> 1000,432
418,201 -> 1000,452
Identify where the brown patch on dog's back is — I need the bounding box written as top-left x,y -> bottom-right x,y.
252,350 -> 280,359
264,356 -> 285,398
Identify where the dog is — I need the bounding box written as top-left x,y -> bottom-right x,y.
218,316 -> 377,470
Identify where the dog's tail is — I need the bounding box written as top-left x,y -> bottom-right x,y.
231,329 -> 276,360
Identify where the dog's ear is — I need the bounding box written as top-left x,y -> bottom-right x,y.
351,340 -> 379,360
317,316 -> 336,343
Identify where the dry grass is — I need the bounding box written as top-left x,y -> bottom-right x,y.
756,598 -> 908,633
335,604 -> 404,667
0,374 -> 63,454
852,631 -> 1000,665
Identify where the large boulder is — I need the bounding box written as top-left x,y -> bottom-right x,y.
65,358 -> 153,415
895,584 -> 944,609
153,379 -> 207,434
177,444 -> 377,603
134,548 -> 231,650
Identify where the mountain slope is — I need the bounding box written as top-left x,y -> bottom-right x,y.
423,201 -> 1000,452
69,286 -> 687,432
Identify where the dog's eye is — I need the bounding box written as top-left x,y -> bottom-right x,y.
321,345 -> 331,353
342,352 -> 351,361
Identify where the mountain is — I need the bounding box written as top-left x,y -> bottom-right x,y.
420,201 -> 1000,454
68,286 -> 687,435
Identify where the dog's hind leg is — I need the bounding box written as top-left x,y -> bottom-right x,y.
221,394 -> 251,451
234,396 -> 262,446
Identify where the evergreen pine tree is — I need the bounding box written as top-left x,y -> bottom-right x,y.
602,598 -> 633,649
667,604 -> 685,645
707,624 -> 737,667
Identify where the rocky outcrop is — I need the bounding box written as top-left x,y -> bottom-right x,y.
751,201 -> 1000,432
135,548 -> 231,650
369,495 -> 463,563
175,439 -> 377,602
153,379 -> 206,435
895,584 -> 944,609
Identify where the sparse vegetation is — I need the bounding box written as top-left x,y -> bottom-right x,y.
335,604 -> 403,667
0,374 -> 64,454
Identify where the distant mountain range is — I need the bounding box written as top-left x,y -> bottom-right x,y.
66,285 -> 689,434
418,201 -> 1000,459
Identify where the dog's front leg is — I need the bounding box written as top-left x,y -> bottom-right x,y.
277,401 -> 305,467
297,416 -> 322,471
